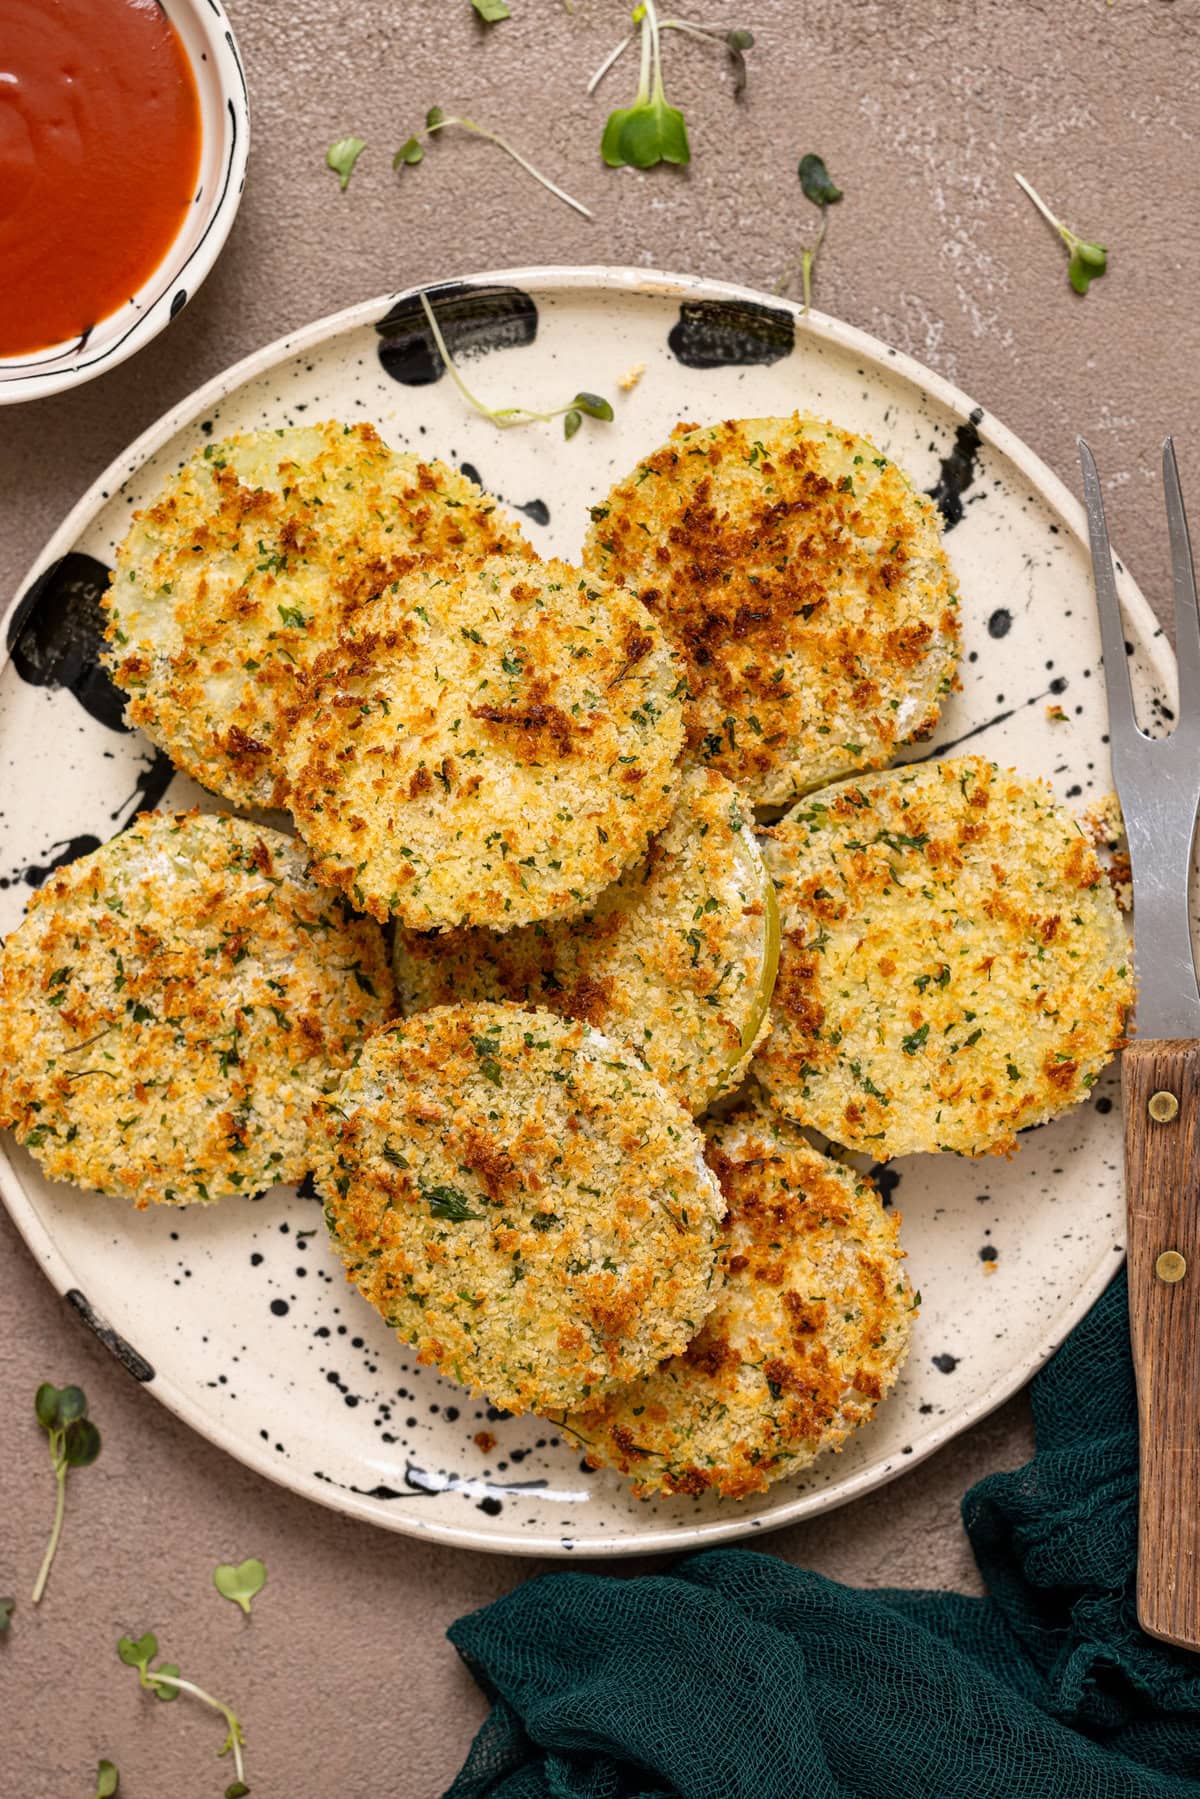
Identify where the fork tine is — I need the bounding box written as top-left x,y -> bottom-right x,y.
1163,438 -> 1200,709
1079,437 -> 1142,743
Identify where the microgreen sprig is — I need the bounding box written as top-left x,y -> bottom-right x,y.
598,2 -> 690,169
590,8 -> 754,158
0,1596 -> 14,1632
417,292 -> 613,439
775,153 -> 843,314
95,1761 -> 119,1798
1014,172 -> 1108,294
471,0 -> 510,19
395,107 -> 592,218
326,135 -> 366,192
213,1557 -> 267,1616
117,1631 -> 250,1797
31,1383 -> 101,1605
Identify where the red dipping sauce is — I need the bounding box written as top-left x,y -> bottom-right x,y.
0,0 -> 202,358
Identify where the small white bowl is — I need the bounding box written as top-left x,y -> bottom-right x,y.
0,0 -> 249,405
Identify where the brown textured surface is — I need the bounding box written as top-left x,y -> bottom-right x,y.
1,0 -> 1197,1792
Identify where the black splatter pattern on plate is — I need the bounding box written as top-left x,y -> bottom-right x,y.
66,1289 -> 156,1381
376,283 -> 539,385
927,407 -> 985,530
667,297 -> 795,369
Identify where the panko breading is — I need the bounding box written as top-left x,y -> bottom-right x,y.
283,555 -> 687,932
0,812 -> 394,1206
756,756 -> 1133,1158
313,1004 -> 726,1415
582,414 -> 961,807
104,422 -> 528,808
392,769 -> 780,1114
569,1101 -> 913,1499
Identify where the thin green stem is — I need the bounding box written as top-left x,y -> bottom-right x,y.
417,292 -> 574,429
147,1672 -> 247,1788
589,14 -> 746,94
659,18 -> 723,42
645,0 -> 667,103
587,33 -> 633,93
802,214 -> 826,314
31,1455 -> 66,1604
773,212 -> 826,311
1014,171 -> 1070,245
635,2 -> 653,103
424,117 -> 591,218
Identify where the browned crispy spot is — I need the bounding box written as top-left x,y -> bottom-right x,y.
1043,1055 -> 1079,1091
559,973 -> 615,1027
683,1330 -> 738,1377
469,701 -> 578,759
226,724 -> 270,761
460,1127 -> 515,1203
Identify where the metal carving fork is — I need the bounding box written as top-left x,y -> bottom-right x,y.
1080,436 -> 1200,1650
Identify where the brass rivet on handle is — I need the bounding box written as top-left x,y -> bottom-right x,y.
1148,1090 -> 1180,1123
1157,1250 -> 1187,1284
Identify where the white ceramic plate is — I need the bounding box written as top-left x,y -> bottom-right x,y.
0,269 -> 1169,1556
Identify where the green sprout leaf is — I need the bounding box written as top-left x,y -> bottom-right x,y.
393,107 -> 591,216
1014,173 -> 1107,295
0,1597 -> 14,1632
154,1660 -> 182,1700
775,152 -> 844,315
798,152 -> 842,208
116,1633 -> 251,1792
471,0 -> 510,18
571,391 -> 614,420
213,1558 -> 267,1617
724,27 -> 754,99
95,1761 -> 119,1798
118,1631 -> 158,1672
326,134 -> 366,192
32,1381 -> 100,1605
34,1383 -> 61,1430
601,2 -> 690,168
415,291 -> 614,440
225,1785 -> 251,1798
63,1417 -> 101,1466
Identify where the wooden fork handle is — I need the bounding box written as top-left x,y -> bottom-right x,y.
1125,1038 -> 1200,1649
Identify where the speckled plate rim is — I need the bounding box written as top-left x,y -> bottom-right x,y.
0,267 -> 1167,1557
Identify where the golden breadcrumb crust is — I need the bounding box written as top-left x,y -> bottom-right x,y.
392,769 -> 780,1114
755,756 -> 1133,1158
0,812 -> 394,1205
105,422 -> 528,807
582,413 -> 961,806
283,555 -> 686,931
313,1004 -> 726,1414
569,1100 -> 913,1499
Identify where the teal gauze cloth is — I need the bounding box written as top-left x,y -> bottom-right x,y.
446,1271 -> 1200,1798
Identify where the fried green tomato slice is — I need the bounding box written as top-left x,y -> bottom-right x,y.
0,811 -> 394,1206
283,555 -> 687,931
393,769 -> 779,1114
756,756 -> 1134,1159
313,1004 -> 726,1415
582,413 -> 961,807
104,421 -> 529,808
567,1101 -> 913,1499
